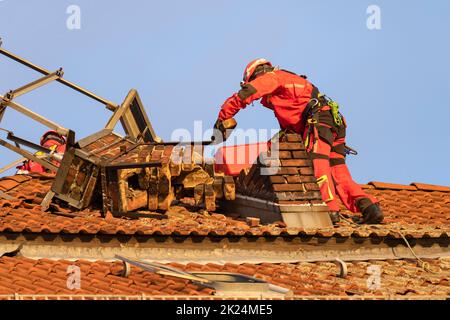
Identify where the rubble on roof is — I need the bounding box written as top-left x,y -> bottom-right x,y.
50,130 -> 234,216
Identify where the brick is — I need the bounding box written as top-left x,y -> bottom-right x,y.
278,151 -> 292,159
151,150 -> 163,161
223,176 -> 235,201
299,167 -> 314,175
269,176 -> 286,184
126,190 -> 148,212
170,161 -> 182,177
246,217 -> 260,227
285,176 -> 301,184
63,167 -> 77,189
160,156 -> 170,165
300,176 -> 318,183
292,151 -> 309,159
194,184 -> 204,206
280,159 -> 312,167
304,183 -> 320,191
278,143 -> 305,151
147,168 -> 159,211
213,177 -> 224,199
204,184 -> 216,212
158,168 -> 172,211
75,171 -> 86,187
203,159 -> 215,177
276,167 -> 299,175
163,146 -> 174,157
284,134 -> 303,142
273,184 -> 306,192
103,134 -> 119,144
310,199 -> 326,205
154,145 -> 166,151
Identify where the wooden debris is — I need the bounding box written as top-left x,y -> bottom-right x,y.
246,217 -> 261,227
49,130 -> 235,215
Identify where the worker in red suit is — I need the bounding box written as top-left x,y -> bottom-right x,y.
214,59 -> 384,224
16,131 -> 66,175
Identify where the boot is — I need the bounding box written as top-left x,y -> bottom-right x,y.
356,198 -> 384,225
329,212 -> 341,225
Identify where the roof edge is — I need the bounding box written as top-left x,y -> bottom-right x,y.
368,181 -> 450,192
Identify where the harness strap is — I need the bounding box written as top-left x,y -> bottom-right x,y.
303,85 -> 346,151
310,153 -> 330,160
330,158 -> 346,166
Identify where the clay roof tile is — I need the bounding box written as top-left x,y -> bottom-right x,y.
368,181 -> 417,191
411,183 -> 450,193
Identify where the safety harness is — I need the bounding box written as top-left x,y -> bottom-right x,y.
302,85 -> 343,151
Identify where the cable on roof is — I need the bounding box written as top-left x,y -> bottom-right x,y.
336,213 -> 436,273
397,231 -> 436,274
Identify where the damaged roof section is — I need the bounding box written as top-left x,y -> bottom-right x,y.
0,175 -> 448,239
50,129 -> 235,216
0,44 -> 335,229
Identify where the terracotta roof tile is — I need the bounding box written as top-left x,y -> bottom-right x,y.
0,257 -> 447,298
0,176 -> 449,239
369,181 -> 418,191
411,183 -> 450,193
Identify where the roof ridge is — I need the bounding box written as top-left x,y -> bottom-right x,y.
368,181 -> 450,192
410,182 -> 450,193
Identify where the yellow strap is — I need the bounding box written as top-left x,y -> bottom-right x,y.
316,175 -> 334,202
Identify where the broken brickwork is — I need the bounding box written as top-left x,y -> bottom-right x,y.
232,133 -> 332,228
50,130 -> 235,216
236,133 -> 322,203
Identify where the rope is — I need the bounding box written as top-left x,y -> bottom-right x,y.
338,213 -> 359,227
397,231 -> 435,273
337,213 -> 435,273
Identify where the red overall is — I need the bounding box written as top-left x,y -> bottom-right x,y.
218,69 -> 377,213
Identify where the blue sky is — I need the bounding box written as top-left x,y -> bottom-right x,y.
0,0 -> 449,185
